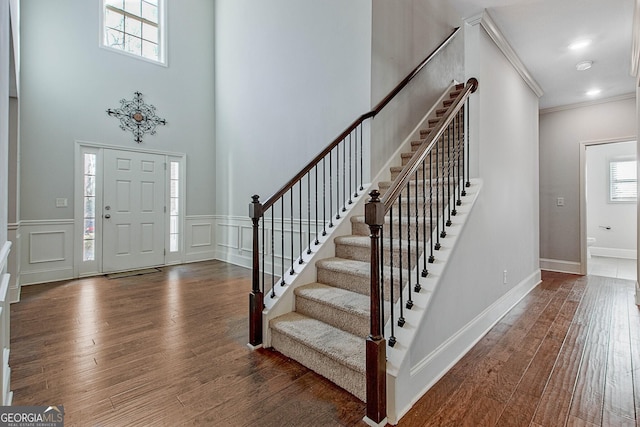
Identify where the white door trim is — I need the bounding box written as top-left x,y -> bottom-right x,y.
74,141 -> 186,276
579,136 -> 637,276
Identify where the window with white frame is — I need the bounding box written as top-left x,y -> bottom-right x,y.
169,160 -> 180,252
101,0 -> 165,64
83,153 -> 97,261
609,159 -> 637,202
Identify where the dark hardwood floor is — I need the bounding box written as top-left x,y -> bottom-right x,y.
9,262 -> 639,426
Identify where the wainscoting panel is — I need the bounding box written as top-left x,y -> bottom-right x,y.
213,216 -> 251,267
185,216 -> 216,263
214,215 -> 315,271
20,220 -> 75,286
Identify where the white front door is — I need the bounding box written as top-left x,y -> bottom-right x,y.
102,149 -> 166,273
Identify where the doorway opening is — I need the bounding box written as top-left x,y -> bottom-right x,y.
581,139 -> 637,280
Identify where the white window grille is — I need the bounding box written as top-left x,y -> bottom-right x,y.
101,0 -> 165,64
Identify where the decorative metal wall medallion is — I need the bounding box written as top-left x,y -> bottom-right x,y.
107,92 -> 167,143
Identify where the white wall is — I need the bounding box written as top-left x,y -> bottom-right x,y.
214,0 -> 372,217
20,0 -> 215,220
17,0 -> 216,283
370,0 -> 464,176
539,97 -> 636,265
0,0 -> 9,248
586,141 -> 637,257
394,20 -> 541,418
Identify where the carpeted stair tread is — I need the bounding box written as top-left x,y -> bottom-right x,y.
379,178 -> 454,193
335,234 -> 410,248
336,235 -> 431,252
296,283 -> 369,318
295,283 -> 370,337
270,312 -> 365,374
316,257 -> 370,278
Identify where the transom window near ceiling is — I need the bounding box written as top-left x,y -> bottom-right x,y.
101,0 -> 165,64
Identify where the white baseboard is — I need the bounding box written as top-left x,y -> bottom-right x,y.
540,258 -> 582,274
20,267 -> 75,286
590,247 -> 637,260
397,269 -> 541,422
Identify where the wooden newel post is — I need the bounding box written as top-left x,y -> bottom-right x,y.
364,189 -> 387,424
249,195 -> 264,348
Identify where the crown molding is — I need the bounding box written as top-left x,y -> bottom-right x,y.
466,11 -> 544,98
539,93 -> 636,115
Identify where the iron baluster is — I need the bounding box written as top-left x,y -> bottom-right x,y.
414,169 -> 421,293
348,133 -> 353,205
329,151 -> 334,227
465,100 -> 470,189
422,159 -> 429,276
354,126 -> 359,198
315,166 -> 320,245
336,144 -> 341,220
456,110 -> 462,208
299,182 -> 304,264
290,189 -> 295,274
388,205 -> 396,347
440,133 -> 447,239
397,191 -> 405,327
429,150 -> 435,261
446,122 -> 452,227
281,199 -> 285,285
342,138 -> 347,212
323,158 -> 327,235
271,210 -> 276,297
435,136 -> 441,250
359,123 -> 364,191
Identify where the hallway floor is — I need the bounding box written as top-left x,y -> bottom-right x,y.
9,262 -> 640,426
588,255 -> 637,281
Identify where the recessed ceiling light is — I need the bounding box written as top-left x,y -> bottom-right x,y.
569,39 -> 592,50
586,89 -> 601,97
576,60 -> 593,71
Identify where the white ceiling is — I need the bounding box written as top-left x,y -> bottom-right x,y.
449,0 -> 637,109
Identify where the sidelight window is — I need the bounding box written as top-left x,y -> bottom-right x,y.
83,153 -> 97,261
169,161 -> 180,252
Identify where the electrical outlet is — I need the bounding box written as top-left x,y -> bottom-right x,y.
556,197 -> 564,207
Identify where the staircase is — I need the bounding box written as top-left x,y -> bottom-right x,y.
268,84 -> 466,402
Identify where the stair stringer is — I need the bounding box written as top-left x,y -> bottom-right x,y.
261,81 -> 460,348
384,179 -> 482,425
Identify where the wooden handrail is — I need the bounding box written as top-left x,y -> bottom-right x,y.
381,78 -> 478,212
261,26 -> 462,211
